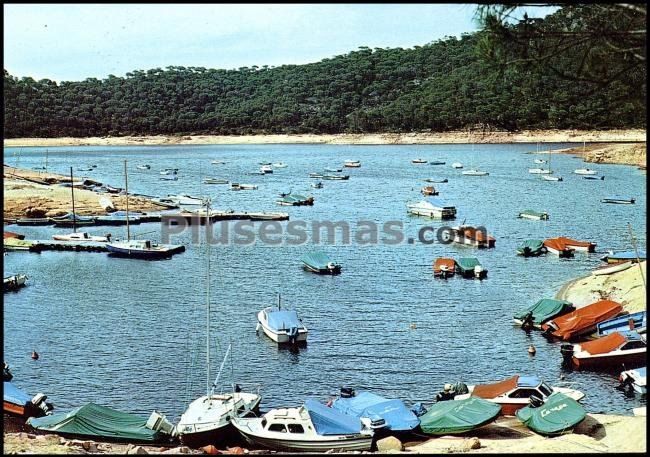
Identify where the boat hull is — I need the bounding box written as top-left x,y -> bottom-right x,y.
572,350 -> 646,370
259,324 -> 308,344
592,261 -> 633,276
302,264 -> 341,275
106,244 -> 185,259
236,431 -> 372,452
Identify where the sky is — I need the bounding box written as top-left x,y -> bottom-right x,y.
4,4 -> 552,82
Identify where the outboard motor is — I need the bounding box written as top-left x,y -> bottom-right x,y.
474,265 -> 483,279
529,394 -> 544,408
288,326 -> 299,345
30,393 -> 53,416
410,402 -> 428,417
146,410 -> 175,436
327,262 -> 336,272
340,387 -> 355,398
3,363 -> 13,382
560,343 -> 574,364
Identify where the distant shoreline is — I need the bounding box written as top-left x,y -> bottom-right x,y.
3,129 -> 646,147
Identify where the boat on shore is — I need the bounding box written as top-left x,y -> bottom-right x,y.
601,197 -> 635,204
596,311 -> 646,336
561,331 -> 646,369
542,238 -> 575,257
620,367 -> 646,394
517,239 -> 547,257
541,299 -> 624,341
419,397 -> 500,435
301,252 -> 341,275
455,257 -> 487,279
407,198 -> 457,219
518,210 -> 549,221
516,393 -> 586,436
601,250 -> 646,264
446,225 -> 495,248
513,299 -> 574,329
591,260 -> 633,276
231,399 -> 374,452
256,295 -> 308,345
433,258 -> 456,278
4,381 -> 53,419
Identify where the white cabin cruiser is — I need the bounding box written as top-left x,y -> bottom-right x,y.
52,232 -> 110,242
407,198 -> 457,219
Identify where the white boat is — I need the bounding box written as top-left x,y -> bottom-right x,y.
232,399 -> 374,452
136,165 -> 150,170
534,159 -> 547,164
160,168 -> 179,175
574,168 -> 597,175
99,196 -> 115,212
451,162 -> 463,169
211,160 -> 226,165
542,175 -> 563,181
462,169 -> 489,176
160,176 -> 178,181
272,162 -> 287,168
256,295 -> 308,345
591,260 -> 633,276
528,168 -> 552,174
620,367 -> 646,395
412,158 -> 428,164
344,160 -> 361,168
406,198 -> 457,220
601,197 -> 635,204
311,182 -> 323,189
230,183 -> 258,191
203,178 -> 229,185
167,194 -> 204,205
52,232 -> 110,242
176,199 -> 261,448
260,165 -> 273,174
4,274 -> 28,290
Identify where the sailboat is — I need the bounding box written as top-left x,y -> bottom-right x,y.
176,199 -> 261,447
106,160 -> 185,259
52,167 -> 109,242
462,134 -> 489,176
541,148 -> 563,181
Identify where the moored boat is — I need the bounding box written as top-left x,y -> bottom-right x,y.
52,232 -> 111,242
533,159 -> 547,164
446,225 -> 495,248
136,165 -> 150,170
542,238 -> 575,257
528,168 -> 552,174
542,175 -> 563,181
462,169 -> 489,176
601,250 -> 646,264
276,194 -> 314,206
596,311 -> 646,336
541,299 -> 623,341
583,175 -> 605,180
517,239 -> 547,257
95,211 -> 143,225
518,210 -> 549,221
273,162 -> 288,168
601,197 -> 635,204
203,178 -> 229,185
412,158 -> 428,164
591,260 -> 633,276
513,299 -> 574,329
166,194 -> 204,206
15,217 -> 52,226
322,174 -> 350,180
433,258 -> 456,278
256,296 -> 308,345
421,185 -> 438,196
451,162 -> 463,169
159,175 -> 178,181
574,168 -> 597,175
260,165 -> 273,174
4,274 -> 28,292
232,399 -> 374,452
423,177 -> 448,183
429,160 -> 446,165
3,238 -> 43,252
301,252 -> 341,275
308,173 -> 324,178
455,257 -> 487,279
555,237 -> 596,253
344,160 -> 361,168
311,181 -> 323,189
4,231 -> 25,240
106,239 -> 185,259
50,212 -> 96,227
419,397 -> 500,435
407,198 -> 457,220
620,367 -> 646,394
561,331 -> 646,369
323,167 -> 342,173
230,183 -> 258,191
516,392 -> 586,436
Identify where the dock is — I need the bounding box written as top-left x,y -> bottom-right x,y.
162,211 -> 290,225
8,240 -> 108,253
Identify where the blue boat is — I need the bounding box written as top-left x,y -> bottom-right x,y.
301,252 -> 341,275
4,381 -> 53,418
331,390 -> 420,432
596,311 -> 646,336
106,240 -> 185,260
50,212 -> 96,227
601,250 -> 646,264
95,211 -> 143,226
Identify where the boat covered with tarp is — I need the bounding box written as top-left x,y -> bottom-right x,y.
517,239 -> 547,257
455,258 -> 487,279
27,403 -> 167,443
419,397 -> 500,435
433,258 -> 456,278
301,252 -> 341,275
513,299 -> 574,329
541,300 -> 623,341
331,390 -> 420,432
515,392 -> 586,436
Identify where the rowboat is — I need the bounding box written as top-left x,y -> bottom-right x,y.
541,299 -> 623,340
601,197 -> 635,204
601,250 -> 646,264
309,173 -> 324,178
516,239 -> 547,257
518,210 -> 549,221
433,258 -> 456,278
455,257 -> 487,279
596,311 -> 646,336
323,167 -> 342,173
561,331 -> 646,369
591,260 -> 633,276
166,194 -> 204,205
301,252 -> 341,275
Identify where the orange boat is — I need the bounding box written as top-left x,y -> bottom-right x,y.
543,238 -> 575,257
433,258 -> 456,278
556,237 -> 597,253
541,300 -> 623,341
449,225 -> 495,249
421,186 -> 438,196
561,331 -> 646,369
3,231 -> 25,240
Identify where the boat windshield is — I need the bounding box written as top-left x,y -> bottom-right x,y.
539,382 -> 553,397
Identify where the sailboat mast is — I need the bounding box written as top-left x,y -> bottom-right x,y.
124,160 -> 130,241
628,223 -> 646,291
70,167 -> 76,233
206,198 -> 211,396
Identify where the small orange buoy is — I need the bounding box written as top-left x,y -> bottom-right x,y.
528,345 -> 536,355
31,350 -> 39,360
409,323 -> 417,330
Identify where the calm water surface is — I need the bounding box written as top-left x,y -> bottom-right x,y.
3,143 -> 647,421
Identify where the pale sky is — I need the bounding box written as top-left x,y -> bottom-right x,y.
3,4 -> 554,82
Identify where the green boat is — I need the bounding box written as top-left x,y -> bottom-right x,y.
3,238 -> 42,252
518,210 -> 549,221
517,239 -> 547,257
516,392 -> 586,436
513,299 -> 574,329
419,397 -> 501,435
27,403 -> 169,444
455,258 -> 487,279
301,252 -> 341,275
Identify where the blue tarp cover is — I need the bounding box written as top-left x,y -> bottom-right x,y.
266,310 -> 300,332
301,252 -> 333,269
597,311 -> 646,335
635,367 -> 647,377
517,376 -> 541,388
4,382 -> 31,407
606,251 -> 646,260
331,391 -> 420,431
304,399 -> 361,436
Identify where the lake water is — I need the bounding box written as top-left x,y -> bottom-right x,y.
3,143 -> 647,422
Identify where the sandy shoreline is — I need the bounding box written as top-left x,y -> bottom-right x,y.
3,129 -> 646,147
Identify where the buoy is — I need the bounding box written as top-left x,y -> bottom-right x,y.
528,345 -> 536,355
410,323 -> 417,329
31,350 -> 39,360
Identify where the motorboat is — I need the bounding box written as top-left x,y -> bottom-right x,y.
160,168 -> 179,175
159,175 -> 178,181
596,311 -> 646,336
406,198 -> 457,219
541,299 -> 623,340
601,197 -> 635,204
591,260 -> 633,276
574,168 -> 597,175
542,238 -> 575,257
211,160 -> 226,165
455,257 -> 487,279
311,182 -> 323,189
301,252 -> 341,275
419,397 -> 500,435
516,393 -> 586,436
561,331 -> 646,369
330,388 -> 420,432
256,296 -> 308,345
516,239 -> 547,257
4,381 -> 53,419
259,161 -> 272,166
513,299 -> 574,329
166,194 -> 204,206
344,160 -> 361,168
309,173 -> 324,178
583,175 -> 605,180
323,167 -> 342,173
231,399 -> 374,452
4,274 -> 28,292
52,232 -> 111,242
136,165 -> 150,170
620,367 -> 646,394
445,225 -> 495,248
542,175 -> 563,181
424,177 -> 448,183
203,178 -> 229,185
462,169 -> 489,176
260,165 -> 273,174
322,174 -> 350,180
451,162 -> 463,169
421,186 -> 438,196
433,258 -> 456,278
412,159 -> 428,164
273,162 -> 288,168
528,168 -> 552,174
276,194 -> 314,206
518,210 -> 549,221
441,375 -> 585,416
554,236 -> 596,252
106,239 -> 185,260
230,183 -> 258,190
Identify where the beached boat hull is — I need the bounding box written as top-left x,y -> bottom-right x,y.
592,261 -> 633,276
235,430 -> 372,452
572,349 -> 646,370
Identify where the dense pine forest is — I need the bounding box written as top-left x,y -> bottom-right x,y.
3,5 -> 646,138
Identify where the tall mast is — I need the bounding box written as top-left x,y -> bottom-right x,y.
70,167 -> 76,233
124,160 -> 130,241
205,198 -> 211,396
628,223 -> 646,291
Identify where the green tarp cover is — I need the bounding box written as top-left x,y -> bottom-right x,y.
514,299 -> 573,325
419,397 -> 501,435
301,252 -> 333,269
517,240 -> 544,252
456,258 -> 481,273
516,393 -> 586,436
27,403 -> 163,443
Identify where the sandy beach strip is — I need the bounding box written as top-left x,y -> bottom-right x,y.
3,129 -> 647,148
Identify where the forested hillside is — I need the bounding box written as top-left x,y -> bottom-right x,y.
4,5 -> 646,138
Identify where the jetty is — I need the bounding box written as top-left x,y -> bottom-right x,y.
5,239 -> 108,253
162,211 -> 290,225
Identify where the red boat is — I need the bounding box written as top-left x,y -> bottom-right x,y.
541,300 -> 623,341
3,231 -> 25,240
543,238 -> 575,257
421,186 -> 438,196
562,331 -> 646,369
556,237 -> 597,253
449,225 -> 496,249
433,258 -> 456,278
